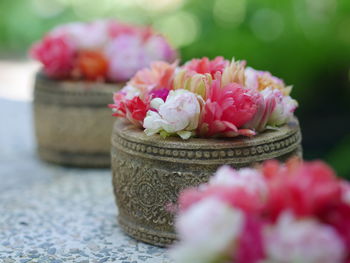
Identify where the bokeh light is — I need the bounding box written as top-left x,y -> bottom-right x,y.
213,0 -> 246,28
71,0 -> 114,19
294,0 -> 337,39
338,18 -> 350,44
136,0 -> 184,13
306,0 -> 337,22
31,0 -> 65,18
250,9 -> 284,42
154,11 -> 200,48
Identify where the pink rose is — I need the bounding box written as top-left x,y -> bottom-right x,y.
263,88 -> 298,126
30,34 -> 75,78
144,35 -> 177,63
198,73 -> 258,137
105,34 -> 149,82
128,61 -> 177,97
183,56 -> 229,78
244,87 -> 298,131
243,89 -> 276,132
51,20 -> 110,49
108,20 -> 140,38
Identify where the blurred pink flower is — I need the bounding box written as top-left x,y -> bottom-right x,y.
172,160 -> 350,263
264,212 -> 346,263
51,20 -> 109,49
235,215 -> 265,263
105,34 -> 150,82
341,182 -> 350,205
171,198 -> 244,263
176,159 -> 350,263
31,20 -> 178,82
105,28 -> 177,83
263,160 -> 343,221
319,185 -> 350,254
144,35 -> 178,63
178,184 -> 265,215
30,34 -> 75,78
108,21 -> 144,38
209,166 -> 268,198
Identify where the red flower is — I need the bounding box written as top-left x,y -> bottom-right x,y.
235,215 -> 265,263
198,73 -> 258,137
184,56 -> 229,78
178,186 -> 264,214
149,88 -> 170,101
76,50 -> 108,81
319,202 -> 350,254
175,159 -> 350,262
30,34 -> 75,78
109,94 -> 149,127
263,159 -> 350,256
264,160 -> 343,221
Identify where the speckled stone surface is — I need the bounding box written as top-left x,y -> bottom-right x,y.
0,99 -> 171,263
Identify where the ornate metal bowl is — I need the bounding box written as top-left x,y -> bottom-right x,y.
33,73 -> 122,167
111,118 -> 302,247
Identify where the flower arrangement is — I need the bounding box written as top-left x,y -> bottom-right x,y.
30,20 -> 177,82
170,159 -> 350,263
109,57 -> 298,139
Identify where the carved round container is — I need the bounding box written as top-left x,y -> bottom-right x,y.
34,73 -> 122,167
111,118 -> 302,247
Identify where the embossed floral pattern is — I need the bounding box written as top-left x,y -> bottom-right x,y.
110,118 -> 302,246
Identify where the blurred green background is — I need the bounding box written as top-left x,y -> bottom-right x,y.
0,0 -> 349,177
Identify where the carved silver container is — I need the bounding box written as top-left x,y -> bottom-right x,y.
111,118 -> 302,246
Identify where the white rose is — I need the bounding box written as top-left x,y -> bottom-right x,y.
264,212 -> 346,263
209,165 -> 267,197
143,89 -> 201,139
170,198 -> 244,263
